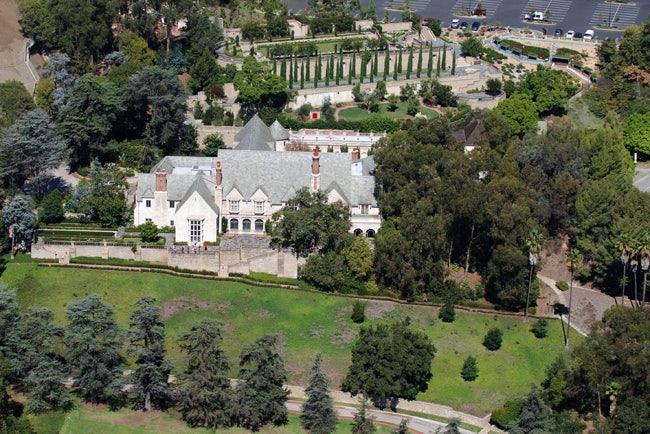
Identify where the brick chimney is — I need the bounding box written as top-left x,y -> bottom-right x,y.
352,148 -> 360,161
216,161 -> 222,187
155,169 -> 167,192
311,148 -> 321,191
215,161 -> 223,214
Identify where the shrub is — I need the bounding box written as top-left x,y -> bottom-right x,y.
461,355 -> 479,381
483,327 -> 503,351
491,399 -> 521,429
39,190 -> 65,224
351,300 -> 366,323
138,221 -> 159,243
531,318 -> 548,339
556,281 -> 569,291
438,301 -> 455,323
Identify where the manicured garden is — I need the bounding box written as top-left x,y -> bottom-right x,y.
338,102 -> 440,121
2,263 -> 576,417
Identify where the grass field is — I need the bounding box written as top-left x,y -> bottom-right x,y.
2,263 -> 576,416
338,102 -> 440,121
37,406 -> 396,434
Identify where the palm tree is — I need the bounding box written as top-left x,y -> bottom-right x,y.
566,248 -> 582,348
524,228 -> 544,322
619,239 -> 631,306
639,234 -> 650,306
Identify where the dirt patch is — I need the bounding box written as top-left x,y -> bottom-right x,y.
364,299 -> 396,319
160,296 -> 224,319
330,306 -> 358,346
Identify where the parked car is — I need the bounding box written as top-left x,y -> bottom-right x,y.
524,11 -> 545,21
566,30 -> 575,39
574,32 -> 583,39
583,29 -> 595,40
471,21 -> 480,31
554,28 -> 563,37
451,19 -> 460,29
460,21 -> 468,30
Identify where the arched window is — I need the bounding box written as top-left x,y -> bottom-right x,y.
255,219 -> 264,232
229,219 -> 239,231
366,229 -> 376,238
354,228 -> 363,236
242,219 -> 251,232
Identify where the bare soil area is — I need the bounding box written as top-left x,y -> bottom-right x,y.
160,296 -> 221,319
0,0 -> 36,89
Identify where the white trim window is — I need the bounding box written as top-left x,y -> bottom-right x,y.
254,201 -> 264,214
169,201 -> 175,208
145,200 -> 152,208
189,219 -> 203,244
229,200 -> 240,213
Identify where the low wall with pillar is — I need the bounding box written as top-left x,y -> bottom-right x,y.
31,242 -> 298,278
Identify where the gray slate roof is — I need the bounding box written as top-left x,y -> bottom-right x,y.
233,114 -> 275,151
270,120 -> 290,140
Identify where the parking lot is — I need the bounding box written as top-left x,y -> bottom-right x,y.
284,0 -> 650,39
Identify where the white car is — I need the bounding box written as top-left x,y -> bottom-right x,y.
583,29 -> 595,40
566,30 -> 575,39
450,19 -> 460,29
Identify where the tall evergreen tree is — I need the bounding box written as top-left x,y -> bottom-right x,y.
348,59 -> 353,84
393,51 -> 398,80
442,44 -> 447,69
369,58 -> 374,82
317,54 -> 323,81
427,46 -> 433,77
436,54 -> 441,77
325,57 -> 330,86
417,45 -> 423,78
373,50 -> 379,76
289,56 -> 294,89
301,354 -> 337,434
451,51 -> 456,76
272,58 -> 277,75
397,48 -> 403,73
383,50 -> 389,80
127,296 -> 174,411
351,53 -> 357,78
306,57 -> 311,82
360,57 -> 366,83
406,47 -> 414,79
233,335 -> 289,431
393,419 -> 409,433
301,59 -> 305,89
352,396 -> 376,433
65,294 -> 124,404
178,320 -> 232,429
329,54 -> 335,78
293,54 -> 299,82
280,60 -> 287,81
25,358 -> 72,414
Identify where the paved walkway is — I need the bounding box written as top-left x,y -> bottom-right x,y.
286,385 -> 501,434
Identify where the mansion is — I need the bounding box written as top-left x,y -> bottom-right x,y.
134,115 -> 381,244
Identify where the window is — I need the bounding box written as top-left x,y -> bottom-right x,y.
360,204 -> 369,214
255,219 -> 264,232
145,200 -> 151,208
242,219 -> 251,232
229,200 -> 240,212
189,219 -> 203,243
170,220 -> 174,227
254,201 -> 264,214
169,201 -> 175,208
229,219 -> 239,231
366,229 -> 376,238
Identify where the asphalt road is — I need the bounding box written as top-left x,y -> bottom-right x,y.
286,400 -> 478,434
283,0 -> 650,40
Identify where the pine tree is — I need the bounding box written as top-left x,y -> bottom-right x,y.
233,335 -> 289,431
417,45 -> 423,78
352,397 -> 376,433
65,294 -> 124,404
406,46 -> 414,79
427,46 -> 433,78
127,296 -> 174,411
178,320 -> 233,429
393,419 -> 409,434
301,354 -> 337,434
461,356 -> 479,382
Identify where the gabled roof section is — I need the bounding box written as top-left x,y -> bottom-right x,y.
324,181 -> 349,204
176,177 -> 220,216
233,114 -> 275,151
270,120 -> 290,140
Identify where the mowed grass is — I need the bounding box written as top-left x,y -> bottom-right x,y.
3,264 -> 576,416
52,406 -> 395,434
338,102 -> 440,121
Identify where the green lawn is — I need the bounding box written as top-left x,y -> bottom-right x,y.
3,263 -> 576,416
40,406 -> 395,434
338,102 -> 440,121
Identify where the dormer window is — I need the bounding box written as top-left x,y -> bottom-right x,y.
360,204 -> 369,214
254,201 -> 264,214
145,200 -> 151,208
229,200 -> 240,213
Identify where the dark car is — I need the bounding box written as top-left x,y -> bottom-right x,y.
574,32 -> 583,39
471,21 -> 480,31
554,28 -> 563,37
460,21 -> 468,30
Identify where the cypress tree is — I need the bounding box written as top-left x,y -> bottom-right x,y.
289,56 -> 294,88
348,58 -> 353,84
325,57 -> 330,86
360,58 -> 366,83
314,60 -> 319,88
317,54 -> 322,81
373,50 -> 379,76
280,60 -> 287,81
293,54 -> 299,82
383,50 -> 389,80
451,51 -> 456,75
369,59 -> 374,82
406,46 -> 413,79
301,354 -> 337,434
306,57 -> 311,82
442,44 -> 447,69
300,59 -> 305,89
335,56 -> 340,85
427,46 -> 433,78
351,53 -> 357,78
417,45 -> 423,78
436,54 -> 441,77
329,54 -> 335,79
273,59 -> 277,75
397,47 -> 403,73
